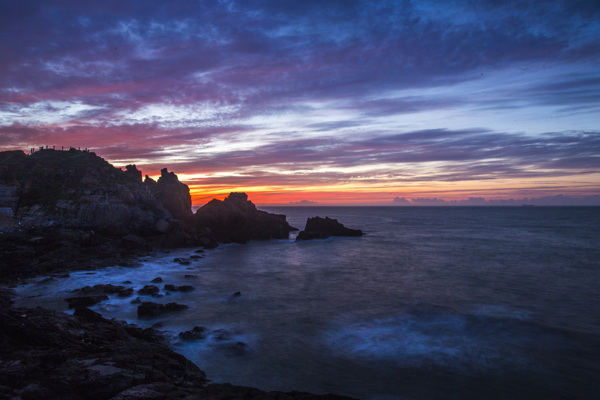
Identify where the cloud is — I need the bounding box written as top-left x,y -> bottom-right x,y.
392,197 -> 411,205
1,1 -> 599,203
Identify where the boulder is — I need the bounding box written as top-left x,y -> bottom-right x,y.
296,217 -> 363,241
65,284 -> 134,308
138,285 -> 160,296
137,302 -> 189,318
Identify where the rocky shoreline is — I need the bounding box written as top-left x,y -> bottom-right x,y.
0,149 -> 359,400
0,288 -> 354,400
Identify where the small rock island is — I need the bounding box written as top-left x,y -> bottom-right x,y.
296,216 -> 363,240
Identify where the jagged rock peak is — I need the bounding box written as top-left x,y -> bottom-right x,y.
146,168 -> 192,221
159,168 -> 179,181
125,164 -> 142,182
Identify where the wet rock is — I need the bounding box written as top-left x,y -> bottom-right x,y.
138,285 -> 160,296
173,257 -> 191,265
151,277 -> 163,283
0,294 -> 356,399
232,291 -> 242,298
164,284 -> 194,292
190,255 -> 202,260
122,280 -> 132,284
66,284 -> 134,307
137,302 -> 188,318
65,294 -> 108,308
130,297 -> 142,305
184,274 -> 197,279
0,305 -> 208,399
116,287 -> 134,297
296,216 -> 363,241
179,326 -> 208,341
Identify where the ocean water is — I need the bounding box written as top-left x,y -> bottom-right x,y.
13,207 -> 600,399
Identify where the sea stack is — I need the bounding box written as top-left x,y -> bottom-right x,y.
296,216 -> 363,240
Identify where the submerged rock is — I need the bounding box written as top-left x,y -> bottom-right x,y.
138,285 -> 160,296
219,341 -> 248,357
179,326 -> 208,341
296,216 -> 363,241
164,284 -> 194,292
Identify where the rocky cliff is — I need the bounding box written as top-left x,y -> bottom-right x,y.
144,168 -> 193,222
0,149 -> 170,235
0,149 -> 296,280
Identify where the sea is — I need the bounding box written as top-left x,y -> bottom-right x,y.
12,207 -> 600,399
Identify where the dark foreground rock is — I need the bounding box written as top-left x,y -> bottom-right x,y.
296,217 -> 363,241
137,301 -> 189,317
138,285 -> 160,296
65,284 -> 134,308
179,326 -> 208,341
164,284 -> 195,292
0,290 -> 356,399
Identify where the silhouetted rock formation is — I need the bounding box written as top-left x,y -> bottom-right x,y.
144,168 -> 193,222
194,192 -> 298,243
296,216 -> 363,241
0,149 -> 171,235
0,149 -> 296,280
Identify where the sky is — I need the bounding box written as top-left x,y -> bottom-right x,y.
1,0 -> 599,206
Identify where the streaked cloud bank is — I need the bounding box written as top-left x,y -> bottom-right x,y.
1,0 -> 599,205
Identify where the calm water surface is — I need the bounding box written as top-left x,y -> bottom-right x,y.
14,207 -> 600,399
